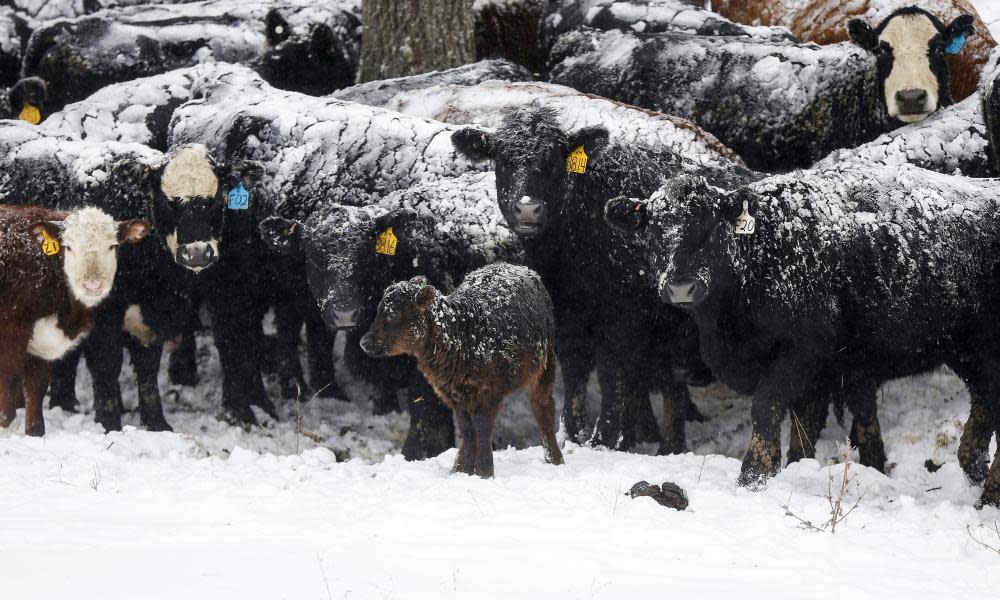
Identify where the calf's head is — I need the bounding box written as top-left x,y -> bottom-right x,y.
261,207 -> 418,331
605,178 -> 737,307
849,7 -> 975,122
360,276 -> 437,358
121,144 -> 262,272
256,9 -> 359,95
452,105 -> 608,238
32,207 -> 150,307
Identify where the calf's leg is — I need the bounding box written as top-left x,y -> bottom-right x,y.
471,400 -> 503,478
168,305 -> 199,386
453,407 -> 475,475
0,355 -> 24,430
401,374 -> 455,460
126,339 -> 172,432
557,332 -> 593,444
48,347 -> 80,412
657,378 -> 690,456
846,381 -> 886,472
529,351 -> 564,466
22,355 -> 50,437
83,310 -> 127,432
304,306 -> 339,398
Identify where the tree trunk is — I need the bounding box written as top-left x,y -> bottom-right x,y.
361,0 -> 475,82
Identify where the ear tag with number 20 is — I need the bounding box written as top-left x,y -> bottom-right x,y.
227,182 -> 250,210
735,200 -> 755,235
40,228 -> 60,255
566,145 -> 588,174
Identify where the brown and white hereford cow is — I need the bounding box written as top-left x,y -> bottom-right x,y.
713,0 -> 995,104
0,205 -> 149,436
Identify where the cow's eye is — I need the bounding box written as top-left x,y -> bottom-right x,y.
108,243 -> 119,250
63,245 -> 72,252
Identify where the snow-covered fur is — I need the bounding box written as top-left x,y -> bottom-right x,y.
542,0 -> 798,54
452,104 -> 728,453
5,0 -> 186,20
714,0 -> 996,102
604,164 -> 1000,508
0,120 -> 192,433
41,64 -> 230,150
20,0 -> 361,111
547,27 -> 892,171
981,48 -> 1000,174
0,7 -> 33,87
330,59 -> 535,107
261,172 -> 522,459
474,0 -> 546,70
0,205 -> 149,437
361,263 -> 564,477
379,79 -> 746,170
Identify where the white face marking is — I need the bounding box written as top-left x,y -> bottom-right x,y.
165,230 -> 178,259
160,144 -> 219,201
176,238 -> 220,272
27,315 -> 87,360
123,304 -> 154,346
879,14 -> 940,122
59,207 -> 120,308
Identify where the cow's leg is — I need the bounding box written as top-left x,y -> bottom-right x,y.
401,374 -> 455,461
529,349 -> 564,465
304,305 -> 339,399
591,339 -> 644,451
471,399 -> 503,478
452,407 -> 474,475
657,378 -> 690,455
207,286 -> 275,426
956,364 -> 998,486
978,445 -> 1000,509
273,297 -> 309,400
0,347 -> 25,430
846,380 -> 886,471
786,385 -> 830,465
168,303 -> 199,386
84,306 -> 127,432
126,338 -> 172,432
633,391 -> 663,445
738,352 -> 817,488
48,346 -> 80,412
22,355 -> 51,437
556,331 -> 593,445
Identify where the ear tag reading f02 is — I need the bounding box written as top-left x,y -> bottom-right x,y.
375,226 -> 398,256
19,103 -> 41,125
40,228 -> 60,255
945,32 -> 967,55
735,200 -> 755,235
566,145 -> 588,174
227,182 -> 250,210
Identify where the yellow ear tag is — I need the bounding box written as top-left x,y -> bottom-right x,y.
375,226 -> 398,256
19,103 -> 41,125
40,228 -> 60,256
566,145 -> 588,174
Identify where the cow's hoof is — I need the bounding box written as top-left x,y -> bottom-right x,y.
250,396 -> 279,420
24,422 -> 45,437
96,414 -> 123,433
560,412 -> 587,445
401,429 -> 452,461
736,468 -> 772,491
141,414 -> 173,433
975,491 -> 1000,510
960,453 -> 990,486
49,397 -> 78,413
656,439 -> 686,456
222,402 -> 260,427
589,420 -> 621,450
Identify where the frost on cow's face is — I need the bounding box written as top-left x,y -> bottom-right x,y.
849,7 -> 975,123
452,105 -> 609,239
605,178 -> 736,307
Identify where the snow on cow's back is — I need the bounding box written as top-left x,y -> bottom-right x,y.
169,63 -> 487,215
383,80 -> 745,170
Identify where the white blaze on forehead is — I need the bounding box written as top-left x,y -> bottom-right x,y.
60,207 -> 120,307
879,13 -> 941,121
161,144 -> 219,200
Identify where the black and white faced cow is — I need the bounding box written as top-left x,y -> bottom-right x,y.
605,165 -> 1000,508
849,6 -> 976,123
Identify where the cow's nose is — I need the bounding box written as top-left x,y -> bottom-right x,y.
177,242 -> 216,270
665,279 -> 707,305
331,308 -> 360,329
513,196 -> 545,233
895,88 -> 929,114
82,280 -> 103,295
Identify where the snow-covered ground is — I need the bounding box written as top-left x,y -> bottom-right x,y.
4,2 -> 1000,598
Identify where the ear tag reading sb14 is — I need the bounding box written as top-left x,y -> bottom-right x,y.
566,145 -> 588,174
19,103 -> 41,125
40,228 -> 60,255
375,226 -> 398,256
735,200 -> 755,235
227,182 -> 250,210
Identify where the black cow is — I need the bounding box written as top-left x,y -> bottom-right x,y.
982,48 -> 1000,174
547,8 -> 975,171
0,120 -> 192,431
605,164 -> 1000,508
261,172 -> 522,459
452,104 -> 751,453
21,0 -> 361,111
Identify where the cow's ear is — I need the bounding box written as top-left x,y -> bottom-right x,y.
259,216 -> 302,253
266,9 -> 292,45
233,160 -> 265,186
412,279 -> 437,311
374,208 -> 418,235
848,19 -> 879,51
452,128 -> 495,161
943,14 -> 975,55
113,158 -> 157,187
310,23 -> 337,57
604,196 -> 648,233
118,219 -> 151,245
30,221 -> 62,244
566,126 -> 610,165
9,77 -> 47,121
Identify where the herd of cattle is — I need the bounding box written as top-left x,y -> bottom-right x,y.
0,0 -> 999,505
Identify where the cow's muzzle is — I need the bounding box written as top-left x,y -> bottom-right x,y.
894,88 -> 930,116
177,241 -> 217,270
512,196 -> 545,236
360,332 -> 388,358
663,278 -> 707,306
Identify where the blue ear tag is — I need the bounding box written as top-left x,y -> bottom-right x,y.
945,33 -> 967,55
227,182 -> 250,210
